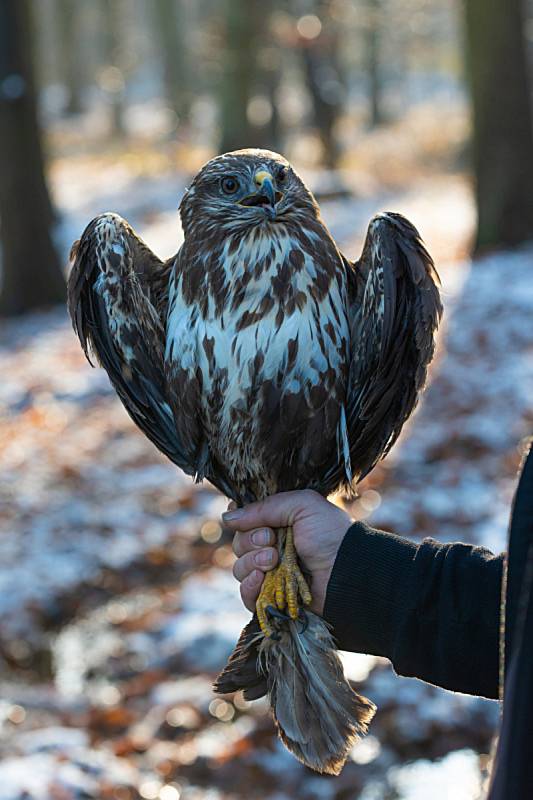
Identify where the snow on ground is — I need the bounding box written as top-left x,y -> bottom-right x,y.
0,159 -> 531,798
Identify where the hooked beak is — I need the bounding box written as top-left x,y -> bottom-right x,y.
255,171 -> 276,206
239,170 -> 283,219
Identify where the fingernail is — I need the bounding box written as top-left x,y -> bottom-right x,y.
222,510 -> 244,522
255,549 -> 273,566
251,569 -> 262,583
252,529 -> 269,546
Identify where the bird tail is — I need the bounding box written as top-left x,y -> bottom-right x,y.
214,610 -> 375,774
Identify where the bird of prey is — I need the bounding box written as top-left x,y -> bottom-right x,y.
68,148 -> 442,774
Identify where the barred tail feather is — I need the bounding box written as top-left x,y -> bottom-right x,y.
214,612 -> 375,774
262,612 -> 375,774
213,615 -> 267,701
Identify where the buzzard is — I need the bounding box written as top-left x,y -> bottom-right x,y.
68,149 -> 442,774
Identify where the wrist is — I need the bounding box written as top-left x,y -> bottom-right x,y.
308,513 -> 353,616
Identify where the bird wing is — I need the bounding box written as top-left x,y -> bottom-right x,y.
67,212 -> 195,477
340,212 -> 442,484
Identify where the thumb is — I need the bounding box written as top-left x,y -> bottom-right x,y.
221,491 -> 309,531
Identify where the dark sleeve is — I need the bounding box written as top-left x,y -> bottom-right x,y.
323,521 -> 503,699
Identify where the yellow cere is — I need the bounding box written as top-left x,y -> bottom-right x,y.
254,170 -> 274,187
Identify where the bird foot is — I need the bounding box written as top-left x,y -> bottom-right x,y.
256,533 -> 312,638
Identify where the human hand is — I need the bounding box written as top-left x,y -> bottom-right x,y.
222,490 -> 353,617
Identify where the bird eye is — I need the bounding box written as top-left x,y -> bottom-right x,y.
221,176 -> 239,194
276,165 -> 288,183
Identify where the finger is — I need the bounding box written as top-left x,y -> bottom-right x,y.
232,548 -> 278,582
222,490 -> 313,531
233,527 -> 275,557
227,500 -> 237,512
240,569 -> 264,612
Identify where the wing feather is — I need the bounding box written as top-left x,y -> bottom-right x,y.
67,213 -> 195,476
341,212 -> 442,483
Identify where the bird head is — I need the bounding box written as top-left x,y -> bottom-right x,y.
179,149 -> 319,237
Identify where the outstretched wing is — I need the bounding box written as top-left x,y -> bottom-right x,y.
67,212 -> 195,477
340,212 -> 442,484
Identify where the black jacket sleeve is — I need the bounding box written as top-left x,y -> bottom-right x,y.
323,522 -> 503,699
487,441 -> 533,799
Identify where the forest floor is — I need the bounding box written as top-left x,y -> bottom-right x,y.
0,147 -> 532,799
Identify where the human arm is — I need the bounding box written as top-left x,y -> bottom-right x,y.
224,490 -> 503,700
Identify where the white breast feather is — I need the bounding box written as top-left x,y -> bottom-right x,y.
166,227 -> 349,481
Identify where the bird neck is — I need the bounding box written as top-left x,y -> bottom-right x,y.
176,218 -> 342,318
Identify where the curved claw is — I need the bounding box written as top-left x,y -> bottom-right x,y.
296,608 -> 309,634
266,604 -> 291,623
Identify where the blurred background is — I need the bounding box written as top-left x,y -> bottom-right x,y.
1,0 -> 533,798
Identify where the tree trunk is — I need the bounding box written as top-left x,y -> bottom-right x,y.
365,0 -> 384,128
151,0 -> 190,124
464,0 -> 533,252
299,1 -> 345,168
100,0 -> 126,138
219,0 -> 280,153
0,0 -> 65,316
56,0 -> 84,115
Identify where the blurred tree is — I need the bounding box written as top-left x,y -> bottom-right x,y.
151,0 -> 190,125
219,0 -> 281,152
465,0 -> 533,251
364,0 -> 384,127
56,0 -> 84,114
0,0 -> 65,316
298,1 -> 345,167
100,0 -> 126,137
256,44 -> 283,150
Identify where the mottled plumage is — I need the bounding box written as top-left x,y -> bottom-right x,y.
68,148 -> 442,774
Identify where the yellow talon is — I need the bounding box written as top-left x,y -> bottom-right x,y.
275,569 -> 286,610
296,567 -> 312,606
255,525 -> 312,636
256,569 -> 277,637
